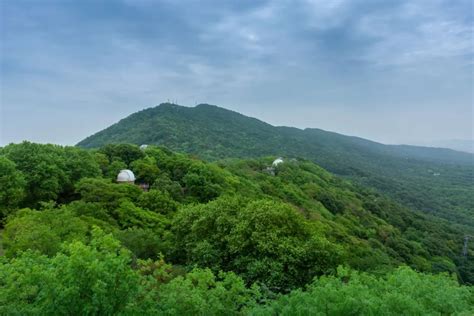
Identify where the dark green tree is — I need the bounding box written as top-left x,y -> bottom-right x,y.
0,157 -> 26,217
130,156 -> 160,184
137,189 -> 178,214
173,196 -> 342,291
99,144 -> 145,166
1,142 -> 67,206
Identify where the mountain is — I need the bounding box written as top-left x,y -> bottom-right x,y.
78,103 -> 474,230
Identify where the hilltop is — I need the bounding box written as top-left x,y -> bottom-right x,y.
78,103 -> 472,163
78,103 -> 474,230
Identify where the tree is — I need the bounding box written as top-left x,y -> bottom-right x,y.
116,227 -> 164,260
99,144 -> 145,166
137,189 -> 178,214
0,157 -> 26,217
172,196 -> 342,291
151,174 -> 184,201
61,146 -> 101,201
0,227 -> 142,315
2,206 -> 89,257
248,266 -> 474,315
130,156 -> 160,184
75,177 -> 142,207
182,172 -> 222,202
113,200 -> 169,234
1,142 -> 67,206
106,160 -> 127,180
152,268 -> 260,315
0,142 -> 101,207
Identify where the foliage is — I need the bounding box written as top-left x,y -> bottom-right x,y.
75,177 -> 142,207
150,268 -> 261,315
1,142 -> 67,206
77,103 -> 474,230
99,143 -> 145,166
0,157 -> 26,217
1,233 -> 471,315
0,141 -> 100,207
0,228 -> 141,315
249,266 -> 474,315
3,206 -> 89,257
0,141 -> 473,314
137,189 -> 178,214
130,156 -> 160,184
172,196 -> 342,291
116,227 -> 163,260
105,159 -> 127,180
0,229 -> 260,315
113,200 -> 169,233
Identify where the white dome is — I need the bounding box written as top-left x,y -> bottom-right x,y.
140,144 -> 148,150
117,169 -> 136,183
272,157 -> 284,167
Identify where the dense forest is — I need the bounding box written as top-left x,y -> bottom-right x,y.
77,103 -> 474,232
0,142 -> 472,314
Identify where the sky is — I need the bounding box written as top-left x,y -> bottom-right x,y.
1,0 -> 473,146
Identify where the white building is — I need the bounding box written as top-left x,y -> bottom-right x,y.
272,157 -> 284,167
117,169 -> 136,184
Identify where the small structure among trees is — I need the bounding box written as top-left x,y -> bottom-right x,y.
116,169 -> 136,184
272,157 -> 284,167
117,169 -> 150,191
264,157 -> 285,176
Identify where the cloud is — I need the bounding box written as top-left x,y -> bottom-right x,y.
351,1 -> 473,67
1,0 -> 472,145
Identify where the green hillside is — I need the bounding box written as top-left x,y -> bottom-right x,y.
78,103 -> 474,230
0,142 -> 472,314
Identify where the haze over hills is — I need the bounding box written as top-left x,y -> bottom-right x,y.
413,139 -> 474,154
78,103 -> 474,231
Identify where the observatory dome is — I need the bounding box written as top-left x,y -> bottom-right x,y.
117,169 -> 136,183
272,157 -> 284,167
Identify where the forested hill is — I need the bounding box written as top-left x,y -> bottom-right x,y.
78,103 -> 472,164
1,142 -> 473,314
77,103 -> 474,230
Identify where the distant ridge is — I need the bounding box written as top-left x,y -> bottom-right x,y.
78,103 -> 472,165
414,139 -> 474,154
78,103 -> 474,229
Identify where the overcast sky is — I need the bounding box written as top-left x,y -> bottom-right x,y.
1,0 -> 472,146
